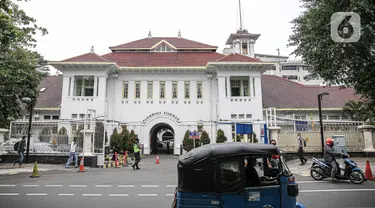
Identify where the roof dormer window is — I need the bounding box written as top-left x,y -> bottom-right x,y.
155,44 -> 173,52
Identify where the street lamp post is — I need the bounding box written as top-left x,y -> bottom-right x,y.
21,97 -> 33,164
318,92 -> 329,155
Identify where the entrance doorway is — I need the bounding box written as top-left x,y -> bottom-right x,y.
149,123 -> 174,154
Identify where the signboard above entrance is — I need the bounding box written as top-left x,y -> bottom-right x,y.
142,111 -> 181,124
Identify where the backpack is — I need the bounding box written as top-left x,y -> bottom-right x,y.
14,141 -> 19,151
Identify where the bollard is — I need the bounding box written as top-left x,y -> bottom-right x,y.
123,151 -> 128,167
180,144 -> 183,155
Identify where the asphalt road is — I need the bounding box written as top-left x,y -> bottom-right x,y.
0,155 -> 374,208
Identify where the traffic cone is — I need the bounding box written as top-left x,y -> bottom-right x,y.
123,151 -> 128,167
365,160 -> 374,181
30,161 -> 39,178
114,152 -> 119,168
155,155 -> 160,164
78,158 -> 85,172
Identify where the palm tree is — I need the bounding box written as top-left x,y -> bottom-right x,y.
343,100 -> 373,122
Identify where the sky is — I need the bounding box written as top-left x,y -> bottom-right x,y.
17,0 -> 303,62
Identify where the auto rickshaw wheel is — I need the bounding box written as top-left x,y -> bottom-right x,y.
310,167 -> 324,180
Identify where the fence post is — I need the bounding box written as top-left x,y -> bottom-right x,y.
358,125 -> 375,152
0,128 -> 9,155
268,126 -> 281,144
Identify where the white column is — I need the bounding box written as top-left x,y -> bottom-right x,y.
358,125 -> 375,152
268,126 -> 281,144
0,128 -> 9,155
70,77 -> 75,96
80,129 -> 95,156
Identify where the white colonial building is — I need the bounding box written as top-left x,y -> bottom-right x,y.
49,29 -> 274,155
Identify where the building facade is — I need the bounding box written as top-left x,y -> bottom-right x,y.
49,31 -> 273,155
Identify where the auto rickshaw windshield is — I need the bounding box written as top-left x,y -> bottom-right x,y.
280,156 -> 292,176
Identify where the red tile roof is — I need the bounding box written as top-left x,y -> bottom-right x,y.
216,53 -> 262,62
101,52 -> 225,67
261,75 -> 361,108
35,75 -> 63,109
63,52 -> 109,62
109,37 -> 217,50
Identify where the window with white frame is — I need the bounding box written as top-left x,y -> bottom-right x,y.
123,81 -> 128,99
155,44 -> 173,52
73,76 -> 94,96
172,81 -> 178,99
281,66 -> 298,71
282,75 -> 298,80
147,81 -> 153,99
184,81 -> 190,99
242,42 -> 248,55
197,81 -> 203,99
159,81 -> 166,99
230,77 -> 250,97
135,81 -> 141,99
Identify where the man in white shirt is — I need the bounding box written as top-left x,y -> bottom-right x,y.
65,137 -> 78,168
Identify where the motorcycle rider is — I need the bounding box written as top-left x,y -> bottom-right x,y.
324,138 -> 346,182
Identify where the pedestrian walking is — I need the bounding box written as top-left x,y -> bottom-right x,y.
297,133 -> 307,165
13,136 -> 26,167
65,137 -> 78,168
131,138 -> 141,170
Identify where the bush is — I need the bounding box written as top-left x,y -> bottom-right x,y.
201,131 -> 210,145
127,130 -> 136,152
110,128 -> 121,153
182,130 -> 200,152
119,125 -> 130,151
216,129 -> 227,143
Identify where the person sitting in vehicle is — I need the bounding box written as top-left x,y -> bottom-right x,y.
244,157 -> 261,187
324,138 -> 345,182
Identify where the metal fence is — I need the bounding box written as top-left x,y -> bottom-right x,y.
273,116 -> 365,152
4,120 -> 105,155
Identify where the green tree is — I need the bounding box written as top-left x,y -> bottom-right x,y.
343,100 -> 367,121
110,128 -> 121,153
216,129 -> 227,143
127,130 -> 136,151
288,0 -> 375,106
0,0 -> 49,128
182,130 -> 200,152
200,131 -> 210,145
119,125 -> 129,151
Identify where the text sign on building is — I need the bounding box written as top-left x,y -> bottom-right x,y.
142,111 -> 180,124
189,131 -> 200,139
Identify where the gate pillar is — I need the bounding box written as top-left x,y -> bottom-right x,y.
0,128 -> 9,155
80,129 -> 95,156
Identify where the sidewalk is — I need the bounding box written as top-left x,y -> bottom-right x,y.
0,163 -> 89,176
287,157 -> 375,177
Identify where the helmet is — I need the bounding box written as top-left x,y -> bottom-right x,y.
326,138 -> 334,146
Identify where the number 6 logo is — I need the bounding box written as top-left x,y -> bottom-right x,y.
330,12 -> 361,43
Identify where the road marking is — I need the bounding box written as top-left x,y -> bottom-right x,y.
138,194 -> 157,196
46,185 -> 63,187
82,194 -> 102,196
95,185 -> 112,188
58,194 -> 74,196
22,185 -> 39,187
142,185 -> 159,188
166,185 -> 177,188
118,185 -> 134,188
0,193 -> 19,196
166,194 -> 174,196
109,194 -> 129,197
26,193 -> 48,196
300,189 -> 375,193
0,185 -> 16,187
69,185 -> 87,188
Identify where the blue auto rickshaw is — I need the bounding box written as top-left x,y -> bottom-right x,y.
171,142 -> 305,208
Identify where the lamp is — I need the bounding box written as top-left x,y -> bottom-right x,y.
21,97 -> 33,164
318,92 -> 329,154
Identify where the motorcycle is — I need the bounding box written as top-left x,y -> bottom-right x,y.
309,155 -> 366,184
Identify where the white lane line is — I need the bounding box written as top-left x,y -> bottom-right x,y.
138,194 -> 157,196
166,185 -> 177,188
0,193 -> 19,196
46,185 -> 63,187
166,194 -> 174,196
26,193 -> 48,196
22,185 -> 39,187
118,185 -> 134,188
95,185 -> 112,188
109,194 -> 129,197
82,194 -> 102,196
0,185 -> 16,187
58,194 -> 74,196
69,185 -> 87,188
300,189 -> 375,193
142,185 -> 159,188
